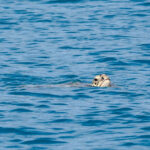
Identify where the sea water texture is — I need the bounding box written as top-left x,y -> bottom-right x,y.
0,0 -> 150,149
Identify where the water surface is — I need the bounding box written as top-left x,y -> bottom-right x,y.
0,0 -> 150,149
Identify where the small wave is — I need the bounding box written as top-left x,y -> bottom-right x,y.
0,127 -> 53,136
80,119 -> 107,126
44,0 -> 83,4
10,108 -> 32,112
22,138 -> 67,145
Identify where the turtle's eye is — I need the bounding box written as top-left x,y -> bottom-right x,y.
101,77 -> 104,80
94,78 -> 98,81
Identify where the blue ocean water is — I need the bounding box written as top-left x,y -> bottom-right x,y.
0,0 -> 150,149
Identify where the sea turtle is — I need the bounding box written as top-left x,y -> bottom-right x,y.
51,74 -> 111,87
48,74 -> 111,87
22,74 -> 111,89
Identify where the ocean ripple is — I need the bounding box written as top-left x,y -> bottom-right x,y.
1,0 -> 150,149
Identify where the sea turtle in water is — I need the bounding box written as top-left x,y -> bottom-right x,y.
23,74 -> 111,89
52,74 -> 111,87
48,74 -> 111,88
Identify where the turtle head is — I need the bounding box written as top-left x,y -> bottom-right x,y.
92,74 -> 111,87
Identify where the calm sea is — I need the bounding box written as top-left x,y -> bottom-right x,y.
0,0 -> 150,149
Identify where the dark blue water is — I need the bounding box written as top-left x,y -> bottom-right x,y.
1,0 -> 150,149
